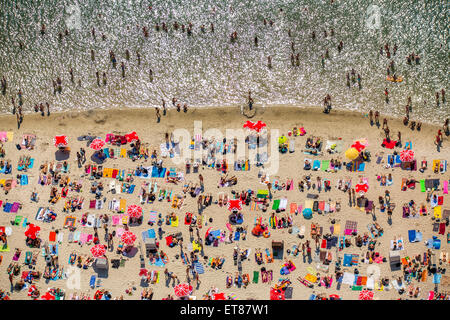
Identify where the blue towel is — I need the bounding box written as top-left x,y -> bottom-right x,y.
313,160 -> 321,170
148,229 -> 156,238
234,231 -> 240,241
90,275 -> 96,288
141,230 -> 149,241
210,230 -> 221,238
128,185 -> 135,194
358,163 -> 365,171
194,262 -> 205,274
103,148 -> 110,158
433,273 -> 442,284
0,166 -> 6,174
28,159 -> 34,169
408,230 -> 416,243
22,218 -> 28,227
21,175 -> 28,185
3,203 -> 12,213
343,254 -> 352,266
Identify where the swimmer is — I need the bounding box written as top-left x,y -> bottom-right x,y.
136,51 -> 141,65
149,69 -> 153,82
267,56 -> 272,69
102,72 -> 107,86
121,62 -> 125,78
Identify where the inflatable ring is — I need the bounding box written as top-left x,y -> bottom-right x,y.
263,230 -> 270,238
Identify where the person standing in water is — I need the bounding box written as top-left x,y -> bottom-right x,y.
248,90 -> 254,111
162,99 -> 167,116
149,69 -> 153,82
136,51 -> 141,66
96,71 -> 100,87
267,56 -> 272,69
69,68 -> 74,84
46,102 -> 50,116
384,88 -> 389,103
156,107 -> 161,123
102,72 -> 107,86
121,62 -> 126,78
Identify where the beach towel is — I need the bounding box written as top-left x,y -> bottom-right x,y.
290,203 -> 298,214
434,206 -> 442,219
194,262 -> 204,274
443,180 -> 448,194
49,231 -> 57,242
344,220 -> 357,235
321,160 -> 330,171
312,160 -> 321,170
3,203 -> 12,213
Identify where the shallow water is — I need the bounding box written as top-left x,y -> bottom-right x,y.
0,0 -> 448,123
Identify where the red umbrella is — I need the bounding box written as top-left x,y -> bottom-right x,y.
41,291 -> 55,300
205,227 -> 212,239
127,205 -> 143,218
400,149 -> 414,162
355,183 -> 369,193
25,224 -> 40,240
227,199 -> 242,212
121,231 -> 137,246
89,138 -> 105,151
125,131 -> 139,143
53,135 -> 68,148
139,269 -> 148,277
174,283 -> 193,297
358,290 -> 374,300
243,121 -> 255,130
253,120 -> 267,132
351,141 -> 365,152
90,244 -> 106,257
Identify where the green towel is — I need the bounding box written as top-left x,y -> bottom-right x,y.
252,271 -> 259,283
14,215 -> 22,225
420,180 -> 426,192
352,285 -> 363,291
272,199 -> 280,210
321,160 -> 330,171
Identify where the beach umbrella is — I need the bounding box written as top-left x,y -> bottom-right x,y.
41,291 -> 55,301
174,283 -> 193,297
53,135 -> 68,148
400,149 -> 414,162
139,269 -> 148,277
243,121 -> 255,130
358,290 -> 374,300
302,208 -> 313,220
127,205 -> 143,218
351,141 -> 366,152
355,183 -> 369,193
227,199 -> 242,212
253,120 -> 267,132
125,131 -> 139,143
89,138 -> 105,151
205,227 -> 212,239
121,231 -> 137,246
278,135 -> 287,145
345,147 -> 359,160
329,294 -> 340,300
25,224 -> 40,240
90,244 -> 106,257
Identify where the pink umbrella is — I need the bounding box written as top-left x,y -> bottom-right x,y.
253,120 -> 267,132
127,205 -> 143,218
53,135 -> 68,148
25,224 -> 40,240
227,199 -> 242,212
121,231 -> 137,246
89,138 -> 105,151
41,291 -> 55,300
174,283 -> 193,297
359,290 -> 374,300
400,149 -> 414,162
90,244 -> 106,257
125,131 -> 139,143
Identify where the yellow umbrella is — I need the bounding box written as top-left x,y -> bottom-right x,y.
345,147 -> 359,160
278,135 -> 287,145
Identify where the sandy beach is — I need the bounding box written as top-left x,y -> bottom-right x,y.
0,105 -> 448,300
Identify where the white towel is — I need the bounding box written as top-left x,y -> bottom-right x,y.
57,232 -> 64,244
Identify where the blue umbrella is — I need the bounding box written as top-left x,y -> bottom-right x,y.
302,208 -> 313,219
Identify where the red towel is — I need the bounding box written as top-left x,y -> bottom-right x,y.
439,223 -> 445,235
49,231 -> 56,242
112,169 -> 118,178
382,139 -> 397,149
438,196 -> 444,205
321,239 -> 327,249
165,235 -> 173,246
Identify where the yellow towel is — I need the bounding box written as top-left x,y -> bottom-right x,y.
171,216 -> 179,227
120,148 -> 127,158
432,160 -> 440,172
305,200 -> 313,209
305,273 -> 317,283
6,132 -> 13,142
0,179 -> 5,186
122,215 -> 128,225
333,224 -> 341,235
434,206 -> 442,219
192,241 -> 202,252
119,199 -> 126,212
171,197 -> 178,209
103,168 -> 108,177
105,168 -> 113,178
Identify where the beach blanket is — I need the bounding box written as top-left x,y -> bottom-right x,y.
344,220 -> 357,235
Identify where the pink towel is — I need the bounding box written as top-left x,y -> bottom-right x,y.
11,180 -> 17,188
80,233 -> 89,244
444,181 -> 448,194
105,133 -> 114,143
112,215 -> 120,226
0,132 -> 6,142
87,234 -> 93,243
